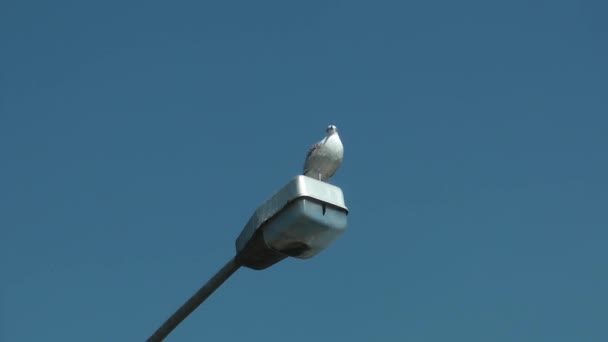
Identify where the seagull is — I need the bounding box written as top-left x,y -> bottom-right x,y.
303,124 -> 344,182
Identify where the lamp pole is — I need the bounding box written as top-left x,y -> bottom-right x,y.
146,176 -> 348,341
146,258 -> 241,342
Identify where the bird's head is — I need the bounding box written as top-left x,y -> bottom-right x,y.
326,125 -> 338,135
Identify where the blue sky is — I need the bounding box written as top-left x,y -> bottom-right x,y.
1,1 -> 607,341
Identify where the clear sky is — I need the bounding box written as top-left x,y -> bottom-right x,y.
1,1 -> 607,341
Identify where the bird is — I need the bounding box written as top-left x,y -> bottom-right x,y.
303,124 -> 344,182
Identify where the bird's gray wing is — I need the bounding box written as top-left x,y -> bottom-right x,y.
303,143 -> 321,174
305,143 -> 320,159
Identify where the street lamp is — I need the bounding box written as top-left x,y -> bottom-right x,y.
147,175 -> 348,341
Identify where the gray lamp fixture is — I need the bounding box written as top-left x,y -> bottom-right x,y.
236,175 -> 348,269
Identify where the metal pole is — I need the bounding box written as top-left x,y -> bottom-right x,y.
147,257 -> 241,342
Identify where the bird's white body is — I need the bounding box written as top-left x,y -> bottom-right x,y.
303,125 -> 344,182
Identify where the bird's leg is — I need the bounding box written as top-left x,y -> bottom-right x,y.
317,171 -> 321,180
